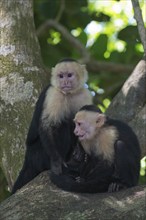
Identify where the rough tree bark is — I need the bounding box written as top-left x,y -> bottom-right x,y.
0,0 -> 145,219
0,0 -> 47,190
107,58 -> 146,156
0,172 -> 145,220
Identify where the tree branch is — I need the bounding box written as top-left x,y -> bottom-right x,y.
36,19 -> 90,61
86,59 -> 133,74
0,172 -> 145,220
55,0 -> 65,22
131,0 -> 146,55
36,19 -> 133,74
106,59 -> 146,157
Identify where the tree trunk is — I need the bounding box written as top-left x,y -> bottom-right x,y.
0,0 -> 47,190
0,172 -> 145,220
106,58 -> 146,157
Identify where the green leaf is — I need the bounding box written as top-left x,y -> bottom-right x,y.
90,34 -> 108,59
77,31 -> 88,46
118,25 -> 140,43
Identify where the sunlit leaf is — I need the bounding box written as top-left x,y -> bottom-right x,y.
90,34 -> 108,59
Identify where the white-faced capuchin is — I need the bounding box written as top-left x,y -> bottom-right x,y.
12,59 -> 93,194
50,105 -> 141,193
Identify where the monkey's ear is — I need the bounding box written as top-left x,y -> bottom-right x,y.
81,64 -> 88,82
81,64 -> 86,68
96,114 -> 106,127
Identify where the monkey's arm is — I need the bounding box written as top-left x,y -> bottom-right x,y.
38,124 -> 63,174
50,159 -> 114,193
26,85 -> 63,174
39,117 -> 75,174
50,172 -> 110,193
66,142 -> 86,174
26,86 -> 50,146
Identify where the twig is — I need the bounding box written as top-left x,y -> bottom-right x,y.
131,0 -> 146,55
36,19 -> 90,62
55,0 -> 65,22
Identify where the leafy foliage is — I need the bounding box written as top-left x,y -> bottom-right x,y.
34,0 -> 144,102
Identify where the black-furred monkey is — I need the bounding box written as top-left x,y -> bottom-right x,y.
12,59 -> 92,193
51,105 -> 141,193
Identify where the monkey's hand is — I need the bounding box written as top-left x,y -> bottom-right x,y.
108,182 -> 127,193
75,176 -> 85,183
51,165 -> 62,175
51,160 -> 63,175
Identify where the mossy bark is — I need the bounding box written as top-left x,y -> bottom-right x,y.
0,172 -> 145,220
0,0 -> 48,189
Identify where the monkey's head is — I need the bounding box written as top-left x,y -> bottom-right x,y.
74,105 -> 105,141
51,59 -> 88,94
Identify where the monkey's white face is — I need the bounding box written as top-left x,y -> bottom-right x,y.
74,111 -> 105,141
51,61 -> 88,94
74,121 -> 95,141
57,71 -> 78,93
74,112 -> 97,141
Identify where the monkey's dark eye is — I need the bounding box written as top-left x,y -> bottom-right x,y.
68,73 -> 72,77
78,122 -> 81,126
59,74 -> 63,78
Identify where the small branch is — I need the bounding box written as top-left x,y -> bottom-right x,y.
86,59 -> 133,74
36,19 -> 90,62
55,0 -> 65,22
131,0 -> 146,55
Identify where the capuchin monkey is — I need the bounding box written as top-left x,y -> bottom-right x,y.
50,105 -> 141,193
12,59 -> 93,194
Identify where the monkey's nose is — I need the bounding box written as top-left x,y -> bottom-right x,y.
64,80 -> 69,85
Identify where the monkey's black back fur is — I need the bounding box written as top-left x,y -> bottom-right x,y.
106,118 -> 141,187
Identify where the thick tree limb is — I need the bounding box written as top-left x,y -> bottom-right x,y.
0,172 -> 145,220
106,59 -> 146,157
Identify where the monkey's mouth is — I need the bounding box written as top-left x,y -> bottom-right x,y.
78,134 -> 86,140
62,86 -> 72,90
